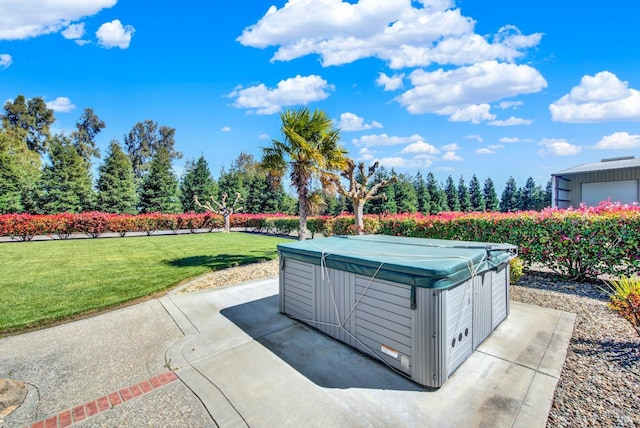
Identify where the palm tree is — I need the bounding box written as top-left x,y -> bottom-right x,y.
262,107 -> 347,240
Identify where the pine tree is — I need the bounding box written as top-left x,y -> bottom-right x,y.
500,176 -> 519,212
544,178 -> 553,208
426,172 -> 447,214
394,173 -> 418,213
413,172 -> 431,214
458,176 -> 471,212
469,174 -> 485,212
180,156 -> 217,212
96,141 -> 137,214
483,177 -> 500,212
2,95 -> 55,154
444,175 -> 460,212
39,134 -> 95,213
520,177 -> 536,211
139,147 -> 181,213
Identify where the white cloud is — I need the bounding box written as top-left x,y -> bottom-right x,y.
62,23 -> 85,39
476,148 -> 495,154
592,132 -> 640,150
46,97 -> 76,113
441,143 -> 459,151
338,112 -> 383,131
228,75 -> 334,115
376,72 -> 404,91
221,126 -> 232,132
396,61 -> 547,116
400,141 -> 439,155
352,133 -> 424,147
550,71 -> 640,123
499,136 -> 531,143
237,1 -> 541,69
442,151 -> 462,161
0,54 -> 11,69
0,0 -> 116,40
358,147 -> 375,161
465,134 -> 483,143
378,157 -> 407,168
258,133 -> 269,139
96,19 -> 135,49
538,138 -> 582,156
446,104 -> 495,123
499,100 -> 523,109
488,116 -> 532,126
488,144 -> 504,150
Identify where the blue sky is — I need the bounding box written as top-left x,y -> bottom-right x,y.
1,0 -> 639,193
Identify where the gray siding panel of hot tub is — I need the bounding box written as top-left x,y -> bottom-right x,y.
282,259 -> 315,322
446,279 -> 474,375
492,264 -> 508,329
314,266 -> 356,346
473,271 -> 494,348
354,276 -> 413,374
413,287 -> 447,388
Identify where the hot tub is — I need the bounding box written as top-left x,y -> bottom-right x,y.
277,235 -> 517,388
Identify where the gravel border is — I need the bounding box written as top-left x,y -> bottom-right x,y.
183,260 -> 640,427
511,271 -> 639,427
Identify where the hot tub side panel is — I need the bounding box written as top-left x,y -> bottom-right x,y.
353,275 -> 414,375
491,263 -> 510,330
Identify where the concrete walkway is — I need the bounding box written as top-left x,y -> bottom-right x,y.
1,277 -> 575,427
161,278 -> 576,428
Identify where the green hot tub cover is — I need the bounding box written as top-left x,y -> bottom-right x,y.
278,235 -> 517,291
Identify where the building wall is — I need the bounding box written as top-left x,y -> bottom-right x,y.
554,168 -> 640,208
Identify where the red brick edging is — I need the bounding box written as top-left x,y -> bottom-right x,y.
29,371 -> 178,428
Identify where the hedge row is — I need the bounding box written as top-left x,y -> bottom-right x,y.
2,202 -> 639,281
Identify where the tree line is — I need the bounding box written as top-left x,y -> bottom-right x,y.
0,96 -> 551,216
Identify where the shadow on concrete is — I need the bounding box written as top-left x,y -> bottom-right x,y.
221,295 -> 424,392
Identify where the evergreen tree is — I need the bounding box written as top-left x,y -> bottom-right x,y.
39,134 -> 95,213
180,156 -> 217,212
520,177 -> 537,211
0,128 -> 41,213
483,177 -> 500,212
96,141 -> 137,214
365,166 -> 393,215
500,176 -> 519,212
469,174 -> 485,212
413,172 -> 431,214
72,108 -> 105,165
544,178 -> 553,208
444,175 -> 460,212
426,172 -> 447,214
139,147 -> 181,213
382,170 -> 398,214
458,176 -> 471,212
394,173 -> 418,213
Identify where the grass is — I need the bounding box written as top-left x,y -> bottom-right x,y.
0,232 -> 291,335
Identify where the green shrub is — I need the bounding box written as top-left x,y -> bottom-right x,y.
509,257 -> 524,284
601,276 -> 640,337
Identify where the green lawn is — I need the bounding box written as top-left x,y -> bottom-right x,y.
0,232 -> 291,335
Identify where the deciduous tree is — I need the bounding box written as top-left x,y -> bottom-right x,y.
1,95 -> 55,154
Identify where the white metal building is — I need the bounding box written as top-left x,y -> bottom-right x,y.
551,156 -> 640,208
